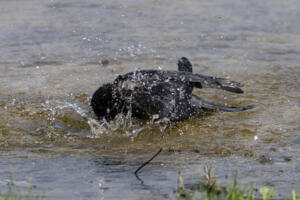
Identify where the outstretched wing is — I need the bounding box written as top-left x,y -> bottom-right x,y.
116,70 -> 244,94
183,73 -> 244,93
176,57 -> 244,93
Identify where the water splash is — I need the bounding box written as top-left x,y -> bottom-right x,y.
1,97 -> 177,143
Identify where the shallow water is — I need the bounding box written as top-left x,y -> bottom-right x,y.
1,0 -> 300,199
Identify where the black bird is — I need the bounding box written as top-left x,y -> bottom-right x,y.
91,57 -> 252,122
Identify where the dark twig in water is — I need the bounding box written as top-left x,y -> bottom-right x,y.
134,148 -> 163,182
135,172 -> 144,185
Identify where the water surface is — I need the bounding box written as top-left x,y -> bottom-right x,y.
0,0 -> 300,199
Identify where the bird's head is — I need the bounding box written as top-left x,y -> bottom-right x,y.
91,83 -> 120,121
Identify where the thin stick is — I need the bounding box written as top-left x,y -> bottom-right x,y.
134,148 -> 163,176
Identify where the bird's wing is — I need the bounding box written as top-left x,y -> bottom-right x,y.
184,73 -> 244,93
160,70 -> 244,93
115,70 -> 244,93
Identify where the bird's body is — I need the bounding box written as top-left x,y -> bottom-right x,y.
91,58 -> 252,122
113,70 -> 195,121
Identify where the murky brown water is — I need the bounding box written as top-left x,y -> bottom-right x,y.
1,0 -> 300,199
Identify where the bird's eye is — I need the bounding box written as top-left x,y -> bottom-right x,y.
106,108 -> 110,113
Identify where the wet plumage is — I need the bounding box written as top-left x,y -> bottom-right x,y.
91,57 -> 252,122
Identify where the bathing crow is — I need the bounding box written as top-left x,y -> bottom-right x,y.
91,58 -> 252,122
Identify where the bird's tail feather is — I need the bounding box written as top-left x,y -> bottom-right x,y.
191,95 -> 253,112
